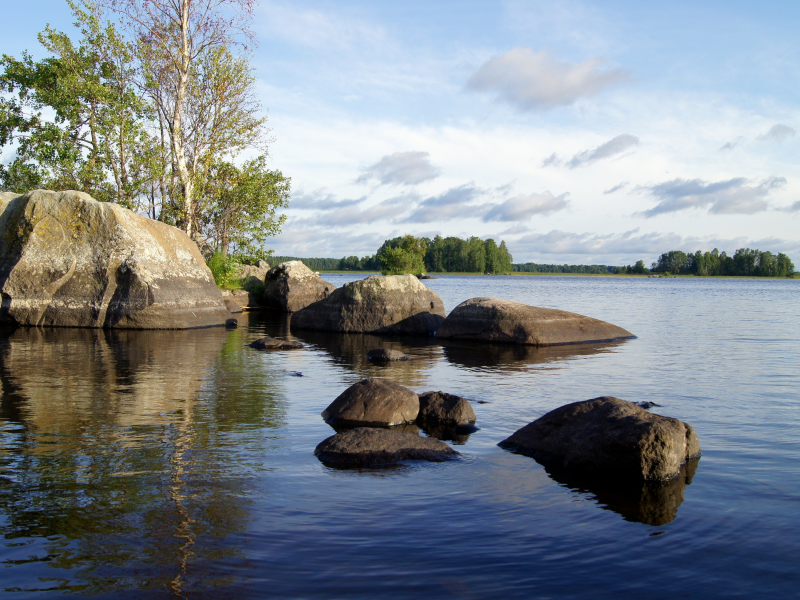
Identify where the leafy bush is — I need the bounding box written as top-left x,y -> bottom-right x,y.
206,251 -> 242,289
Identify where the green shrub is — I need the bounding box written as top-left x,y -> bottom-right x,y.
207,251 -> 242,289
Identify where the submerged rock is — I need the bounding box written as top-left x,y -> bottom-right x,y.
262,261 -> 336,312
291,274 -> 445,335
417,391 -> 476,426
436,297 -> 634,346
366,348 -> 411,364
321,378 -> 420,427
248,336 -> 304,350
314,427 -> 458,468
498,396 -> 700,481
0,189 -> 229,329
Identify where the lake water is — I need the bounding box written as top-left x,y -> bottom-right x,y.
1,274 -> 798,598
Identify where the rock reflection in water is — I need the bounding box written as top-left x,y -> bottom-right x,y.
546,459 -> 700,526
0,325 -> 288,595
441,339 -> 626,371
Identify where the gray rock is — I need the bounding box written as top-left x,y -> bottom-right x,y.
0,190 -> 229,329
263,261 -> 336,312
314,427 -> 459,468
321,378 -> 420,427
437,297 -> 634,346
238,260 -> 269,292
366,348 -> 411,364
191,231 -> 214,261
291,274 -> 445,335
223,298 -> 243,313
249,336 -> 304,350
498,396 -> 701,481
418,391 -> 476,426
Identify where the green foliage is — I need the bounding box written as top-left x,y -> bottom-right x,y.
206,251 -> 241,289
377,235 -> 428,275
652,248 -> 795,277
513,263 -> 617,274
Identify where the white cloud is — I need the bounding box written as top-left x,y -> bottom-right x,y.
403,184 -> 482,223
356,151 -> 441,186
291,189 -> 364,210
603,182 -> 628,194
465,47 -> 629,111
542,134 -> 639,168
483,191 -> 569,221
636,176 -> 786,217
758,124 -> 796,142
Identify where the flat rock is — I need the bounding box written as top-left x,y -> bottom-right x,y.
314,427 -> 459,468
262,261 -> 336,312
499,396 -> 701,481
0,190 -> 229,329
223,298 -> 243,313
366,348 -> 411,364
436,297 -> 634,346
418,391 -> 476,426
249,336 -> 304,350
321,378 -> 420,427
291,274 -> 445,335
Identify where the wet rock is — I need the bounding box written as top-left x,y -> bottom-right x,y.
436,297 -> 634,346
314,427 -> 458,468
498,396 -> 701,481
366,348 -> 411,364
636,401 -> 662,410
248,336 -> 304,350
0,190 -> 229,329
291,274 -> 445,335
417,391 -> 476,426
262,261 -> 336,312
225,318 -> 238,328
223,298 -> 243,313
321,378 -> 420,427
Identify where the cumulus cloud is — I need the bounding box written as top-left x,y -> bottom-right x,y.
636,176 -> 786,218
719,137 -> 743,151
356,151 -> 441,186
403,184 -> 482,223
483,191 -> 569,222
781,200 -> 800,213
566,134 -> 639,168
758,124 -> 796,142
291,189 -> 364,210
465,47 -> 629,111
603,182 -> 628,194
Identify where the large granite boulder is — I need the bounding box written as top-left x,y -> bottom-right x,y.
315,427 -> 458,468
0,190 -> 229,329
437,297 -> 634,346
291,274 -> 445,335
417,391 -> 476,426
239,259 -> 269,292
262,260 -> 336,312
321,378 -> 420,427
499,397 -> 701,481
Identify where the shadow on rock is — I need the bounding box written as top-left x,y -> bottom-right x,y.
440,339 -> 627,372
546,459 -> 700,526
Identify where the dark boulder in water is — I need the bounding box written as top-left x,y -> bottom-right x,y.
366,348 -> 411,364
436,297 -> 634,346
499,396 -> 700,481
417,391 -> 476,426
321,378 -> 419,427
262,260 -> 336,313
249,336 -> 303,350
314,427 -> 458,468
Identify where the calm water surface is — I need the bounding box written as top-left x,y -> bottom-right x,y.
1,275 -> 798,598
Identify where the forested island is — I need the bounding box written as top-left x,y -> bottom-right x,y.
275,237 -> 797,278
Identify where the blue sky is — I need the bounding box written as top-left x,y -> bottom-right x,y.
3,0 -> 800,265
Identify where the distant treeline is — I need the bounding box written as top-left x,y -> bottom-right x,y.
269,256 -> 343,271
651,248 -> 796,277
512,263 -> 618,274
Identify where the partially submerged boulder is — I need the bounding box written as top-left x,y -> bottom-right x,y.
366,348 -> 411,364
417,391 -> 476,426
499,396 -> 701,481
291,274 -> 445,335
321,378 -> 420,427
437,297 -> 634,346
262,261 -> 336,312
315,427 -> 458,468
249,336 -> 304,350
0,190 -> 229,329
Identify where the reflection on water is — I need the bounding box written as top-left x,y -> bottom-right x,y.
440,339 -> 625,372
545,459 -> 700,526
0,324 -> 288,596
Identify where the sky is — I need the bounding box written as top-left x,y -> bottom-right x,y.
3,0 -> 800,266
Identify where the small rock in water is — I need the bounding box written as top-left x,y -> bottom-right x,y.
366,348 -> 411,364
314,427 -> 459,468
225,318 -> 238,328
288,371 -> 305,377
636,401 -> 662,410
475,400 -> 490,404
322,378 -> 419,427
417,391 -> 476,426
249,336 -> 304,350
